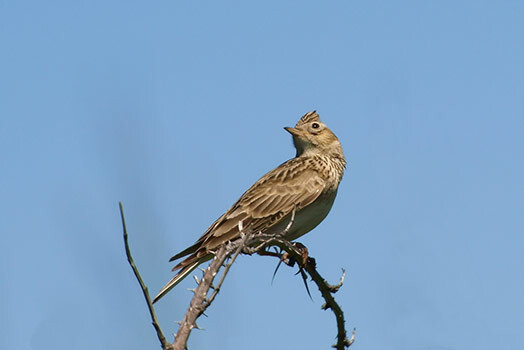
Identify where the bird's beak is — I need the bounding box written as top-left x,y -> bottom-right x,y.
284,127 -> 302,137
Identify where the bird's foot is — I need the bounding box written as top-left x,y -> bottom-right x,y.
281,242 -> 309,267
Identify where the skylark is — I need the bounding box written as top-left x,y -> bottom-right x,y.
153,111 -> 346,303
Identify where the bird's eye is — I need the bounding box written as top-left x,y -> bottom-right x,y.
312,123 -> 320,129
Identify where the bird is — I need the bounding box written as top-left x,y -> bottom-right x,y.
153,111 -> 346,303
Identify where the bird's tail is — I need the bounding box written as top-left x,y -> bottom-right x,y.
152,260 -> 201,304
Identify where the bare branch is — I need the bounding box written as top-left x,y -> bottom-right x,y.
173,223 -> 252,349
119,202 -> 172,350
206,229 -> 252,306
172,246 -> 228,350
120,202 -> 354,349
243,235 -> 355,349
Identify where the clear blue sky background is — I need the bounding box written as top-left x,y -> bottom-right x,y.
1,1 -> 523,349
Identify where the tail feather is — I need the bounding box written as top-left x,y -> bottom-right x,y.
169,242 -> 200,262
152,260 -> 201,304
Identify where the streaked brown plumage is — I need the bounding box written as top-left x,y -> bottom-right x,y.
153,111 -> 346,303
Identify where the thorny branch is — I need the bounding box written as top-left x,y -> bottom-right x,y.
120,203 -> 354,350
172,245 -> 227,349
173,229 -> 252,350
242,234 -> 356,350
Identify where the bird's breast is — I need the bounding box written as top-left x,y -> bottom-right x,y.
268,189 -> 338,241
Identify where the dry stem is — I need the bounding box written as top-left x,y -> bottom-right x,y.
119,202 -> 354,350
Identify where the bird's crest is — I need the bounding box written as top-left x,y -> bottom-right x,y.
295,110 -> 320,127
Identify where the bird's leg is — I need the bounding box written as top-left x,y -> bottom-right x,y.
266,241 -> 309,268
291,242 -> 309,267
278,251 -> 295,267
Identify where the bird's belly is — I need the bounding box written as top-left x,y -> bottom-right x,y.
268,190 -> 337,241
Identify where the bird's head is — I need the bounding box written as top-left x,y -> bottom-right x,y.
284,111 -> 344,159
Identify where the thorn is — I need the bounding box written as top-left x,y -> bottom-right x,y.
348,328 -> 357,346
193,275 -> 200,285
187,288 -> 196,293
193,322 -> 204,331
299,269 -> 313,300
271,259 -> 284,284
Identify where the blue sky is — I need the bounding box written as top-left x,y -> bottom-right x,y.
1,1 -> 523,349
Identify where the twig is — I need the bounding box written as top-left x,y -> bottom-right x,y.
119,202 -> 171,350
173,227 -> 253,349
173,246 -> 228,350
244,235 -> 355,349
121,202 -> 353,349
282,204 -> 297,236
206,229 -> 252,305
307,264 -> 352,349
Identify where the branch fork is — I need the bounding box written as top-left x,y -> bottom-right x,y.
119,202 -> 355,350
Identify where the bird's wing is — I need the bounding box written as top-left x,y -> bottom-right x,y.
155,158 -> 329,303
171,157 -> 327,263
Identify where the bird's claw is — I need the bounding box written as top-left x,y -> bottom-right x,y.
281,242 -> 309,267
